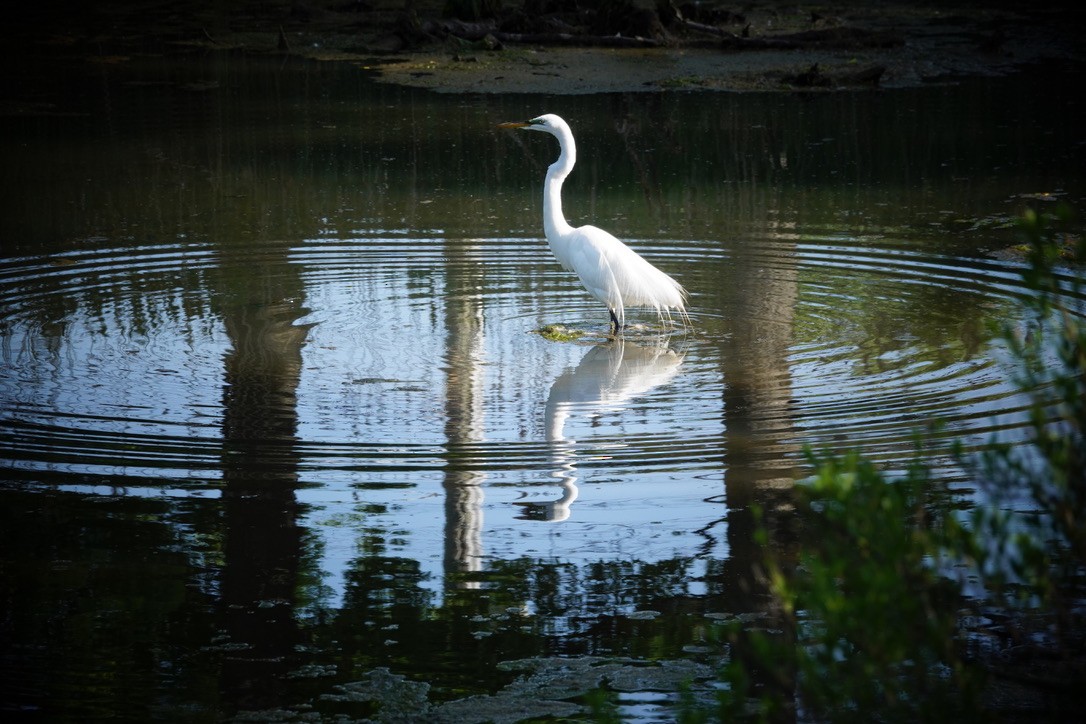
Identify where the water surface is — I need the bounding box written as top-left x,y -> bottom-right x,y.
1,53 -> 1084,719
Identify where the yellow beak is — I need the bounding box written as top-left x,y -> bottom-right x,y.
497,121 -> 530,129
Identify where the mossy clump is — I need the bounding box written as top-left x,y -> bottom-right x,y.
536,324 -> 585,342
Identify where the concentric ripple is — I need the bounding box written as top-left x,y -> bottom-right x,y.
779,238 -> 1082,462
1,232 -> 1079,508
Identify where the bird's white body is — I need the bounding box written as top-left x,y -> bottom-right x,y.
501,114 -> 687,332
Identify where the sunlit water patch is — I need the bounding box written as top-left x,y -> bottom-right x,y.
2,235 -> 1067,473
1,242 -> 228,484
2,233 -> 1072,540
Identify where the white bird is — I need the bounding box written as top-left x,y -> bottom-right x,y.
498,114 -> 687,334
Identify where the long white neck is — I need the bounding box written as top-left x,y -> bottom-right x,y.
543,124 -> 576,240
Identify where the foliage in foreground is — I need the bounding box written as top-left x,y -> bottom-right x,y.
710,446 -> 984,722
968,207 -> 1086,650
712,207 -> 1085,721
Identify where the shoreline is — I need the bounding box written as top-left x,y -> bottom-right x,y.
6,2 -> 1084,95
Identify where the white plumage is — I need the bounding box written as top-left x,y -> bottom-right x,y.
499,114 -> 687,333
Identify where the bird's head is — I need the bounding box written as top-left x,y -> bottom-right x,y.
497,114 -> 567,135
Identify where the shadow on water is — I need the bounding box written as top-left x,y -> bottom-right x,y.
1,51 -> 1084,719
215,242 -> 310,710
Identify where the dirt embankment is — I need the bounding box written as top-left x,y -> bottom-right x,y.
9,1 -> 1085,94
355,0 -> 1086,93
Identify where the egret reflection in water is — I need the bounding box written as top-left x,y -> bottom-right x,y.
516,337 -> 686,522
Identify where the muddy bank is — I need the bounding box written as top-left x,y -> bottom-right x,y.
358,0 -> 1086,93
7,1 -> 1085,94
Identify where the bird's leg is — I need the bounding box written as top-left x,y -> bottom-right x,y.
609,309 -> 622,335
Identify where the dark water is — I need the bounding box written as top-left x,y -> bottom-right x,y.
1,52 -> 1084,720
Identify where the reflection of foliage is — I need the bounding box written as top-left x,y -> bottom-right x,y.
709,207 -> 1084,720
794,252 -> 996,376
304,555 -> 715,701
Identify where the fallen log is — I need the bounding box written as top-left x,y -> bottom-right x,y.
417,17 -> 897,52
491,31 -> 661,48
718,25 -> 903,50
419,18 -> 663,48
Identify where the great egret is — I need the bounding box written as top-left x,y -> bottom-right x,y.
498,114 -> 687,334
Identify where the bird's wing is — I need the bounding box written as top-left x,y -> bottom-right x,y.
570,225 -> 686,312
566,226 -> 624,310
546,234 -> 578,272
